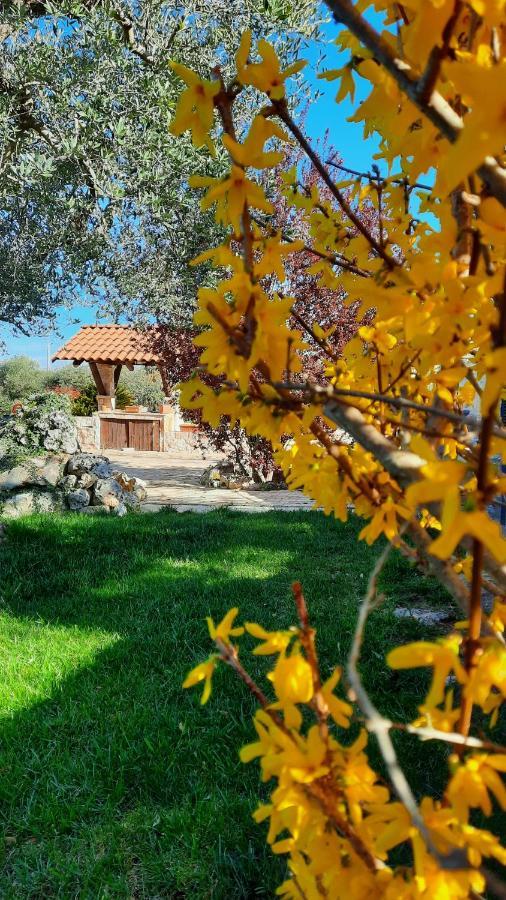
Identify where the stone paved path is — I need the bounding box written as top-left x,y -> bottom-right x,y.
107,450 -> 313,513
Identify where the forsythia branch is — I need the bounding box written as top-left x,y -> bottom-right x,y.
323,0 -> 506,207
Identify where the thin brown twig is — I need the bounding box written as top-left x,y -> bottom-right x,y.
482,550 -> 506,595
289,874 -> 307,900
273,100 -> 399,270
457,443 -> 490,737
408,523 -> 506,646
290,307 -> 340,362
292,582 -> 329,742
214,638 -> 286,731
466,369 -> 483,397
300,242 -> 371,278
384,350 -> 421,394
379,413 -> 473,445
417,1 -> 463,103
326,160 -> 432,192
304,780 -> 381,872
250,212 -> 371,278
215,639 -> 381,874
458,270 -> 506,737
309,420 -> 380,504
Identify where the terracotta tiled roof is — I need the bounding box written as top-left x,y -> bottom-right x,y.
52,325 -> 162,366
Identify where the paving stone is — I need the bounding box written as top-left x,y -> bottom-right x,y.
106,450 -> 314,514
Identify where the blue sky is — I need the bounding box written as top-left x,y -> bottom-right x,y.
2,8 -> 381,368
305,16 -> 381,171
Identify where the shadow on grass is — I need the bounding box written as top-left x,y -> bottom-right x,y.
0,510 -> 452,897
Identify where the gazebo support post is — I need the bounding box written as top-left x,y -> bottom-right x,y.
89,361 -> 120,410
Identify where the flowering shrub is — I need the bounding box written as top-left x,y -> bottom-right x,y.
51,386 -> 81,401
172,4 -> 506,897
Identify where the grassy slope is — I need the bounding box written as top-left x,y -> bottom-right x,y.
0,510 -> 456,898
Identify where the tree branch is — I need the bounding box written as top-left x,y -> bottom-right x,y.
323,0 -> 506,207
347,539 -> 466,869
272,379 -> 506,440
274,100 -> 399,269
113,9 -> 155,65
323,399 -> 426,487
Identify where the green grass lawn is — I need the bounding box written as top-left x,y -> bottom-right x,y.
0,509 -> 456,898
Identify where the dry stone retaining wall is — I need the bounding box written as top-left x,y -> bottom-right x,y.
0,452 -> 147,518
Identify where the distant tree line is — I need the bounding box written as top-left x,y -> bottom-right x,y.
0,356 -> 165,413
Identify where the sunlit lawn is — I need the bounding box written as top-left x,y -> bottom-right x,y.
0,509 -> 455,897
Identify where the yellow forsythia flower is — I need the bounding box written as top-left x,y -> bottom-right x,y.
245,622 -> 294,655
447,753 -> 506,822
269,654 -> 313,705
182,656 -> 217,705
387,636 -> 467,708
235,30 -> 306,100
207,607 -> 244,643
169,62 -> 219,155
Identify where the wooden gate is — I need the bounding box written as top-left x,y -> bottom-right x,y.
100,416 -> 161,451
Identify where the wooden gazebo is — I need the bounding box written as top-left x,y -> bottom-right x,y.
53,324 -> 162,410
53,325 -> 175,451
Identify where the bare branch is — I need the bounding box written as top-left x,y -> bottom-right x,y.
482,551 -> 506,594
113,9 -> 155,65
347,538 -> 466,869
391,722 -> 506,754
417,1 -> 463,103
272,379 -> 506,440
215,638 -> 286,730
250,212 -> 371,278
323,399 -> 426,488
326,159 -> 433,192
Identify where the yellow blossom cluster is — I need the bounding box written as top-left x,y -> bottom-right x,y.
171,21 -> 506,566
184,606 -> 506,897
171,3 -> 506,896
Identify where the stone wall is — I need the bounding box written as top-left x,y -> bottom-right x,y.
0,452 -> 148,518
163,430 -> 205,453
75,416 -> 99,452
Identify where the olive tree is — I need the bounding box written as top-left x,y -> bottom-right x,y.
0,0 -> 319,335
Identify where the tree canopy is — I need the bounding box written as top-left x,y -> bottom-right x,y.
0,0 -> 319,335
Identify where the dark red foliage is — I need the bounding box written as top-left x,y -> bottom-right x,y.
264,126 -> 375,380
149,124 -> 375,473
149,327 -> 201,400
197,419 -> 285,484
49,386 -> 81,400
